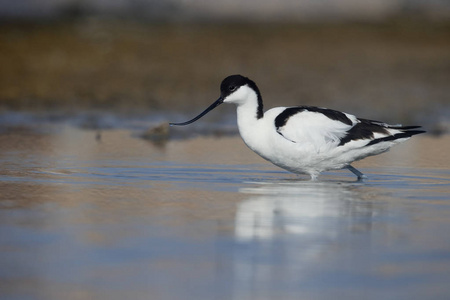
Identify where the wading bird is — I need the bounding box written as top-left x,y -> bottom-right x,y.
170,75 -> 425,180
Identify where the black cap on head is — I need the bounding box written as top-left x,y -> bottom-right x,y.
220,75 -> 263,119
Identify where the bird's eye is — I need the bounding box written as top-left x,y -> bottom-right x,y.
229,85 -> 237,92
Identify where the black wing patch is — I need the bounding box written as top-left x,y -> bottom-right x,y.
366,130 -> 425,146
338,118 -> 425,146
338,119 -> 389,146
275,106 -> 353,130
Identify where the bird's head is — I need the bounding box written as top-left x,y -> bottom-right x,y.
170,75 -> 263,126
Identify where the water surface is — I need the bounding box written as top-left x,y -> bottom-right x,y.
0,125 -> 449,300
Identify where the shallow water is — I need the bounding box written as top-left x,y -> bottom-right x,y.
0,124 -> 449,300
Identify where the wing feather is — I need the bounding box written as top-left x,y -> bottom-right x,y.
275,107 -> 356,151
274,107 -> 425,152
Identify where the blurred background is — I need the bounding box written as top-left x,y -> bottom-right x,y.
1,3 -> 450,300
0,0 -> 449,131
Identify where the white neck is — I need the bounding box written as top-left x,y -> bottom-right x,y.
235,91 -> 264,152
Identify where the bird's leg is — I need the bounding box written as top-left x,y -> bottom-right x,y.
346,165 -> 367,180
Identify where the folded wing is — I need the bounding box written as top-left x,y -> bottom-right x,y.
275,106 -> 425,152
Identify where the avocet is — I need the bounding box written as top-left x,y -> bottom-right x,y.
170,75 -> 425,180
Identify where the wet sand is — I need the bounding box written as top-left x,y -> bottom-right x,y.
0,124 -> 449,300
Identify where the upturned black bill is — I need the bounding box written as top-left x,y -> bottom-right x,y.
169,97 -> 223,126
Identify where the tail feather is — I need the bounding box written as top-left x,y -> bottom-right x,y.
385,125 -> 423,130
358,118 -> 423,130
367,128 -> 425,146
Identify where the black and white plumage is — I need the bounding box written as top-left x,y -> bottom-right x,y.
170,75 -> 425,180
